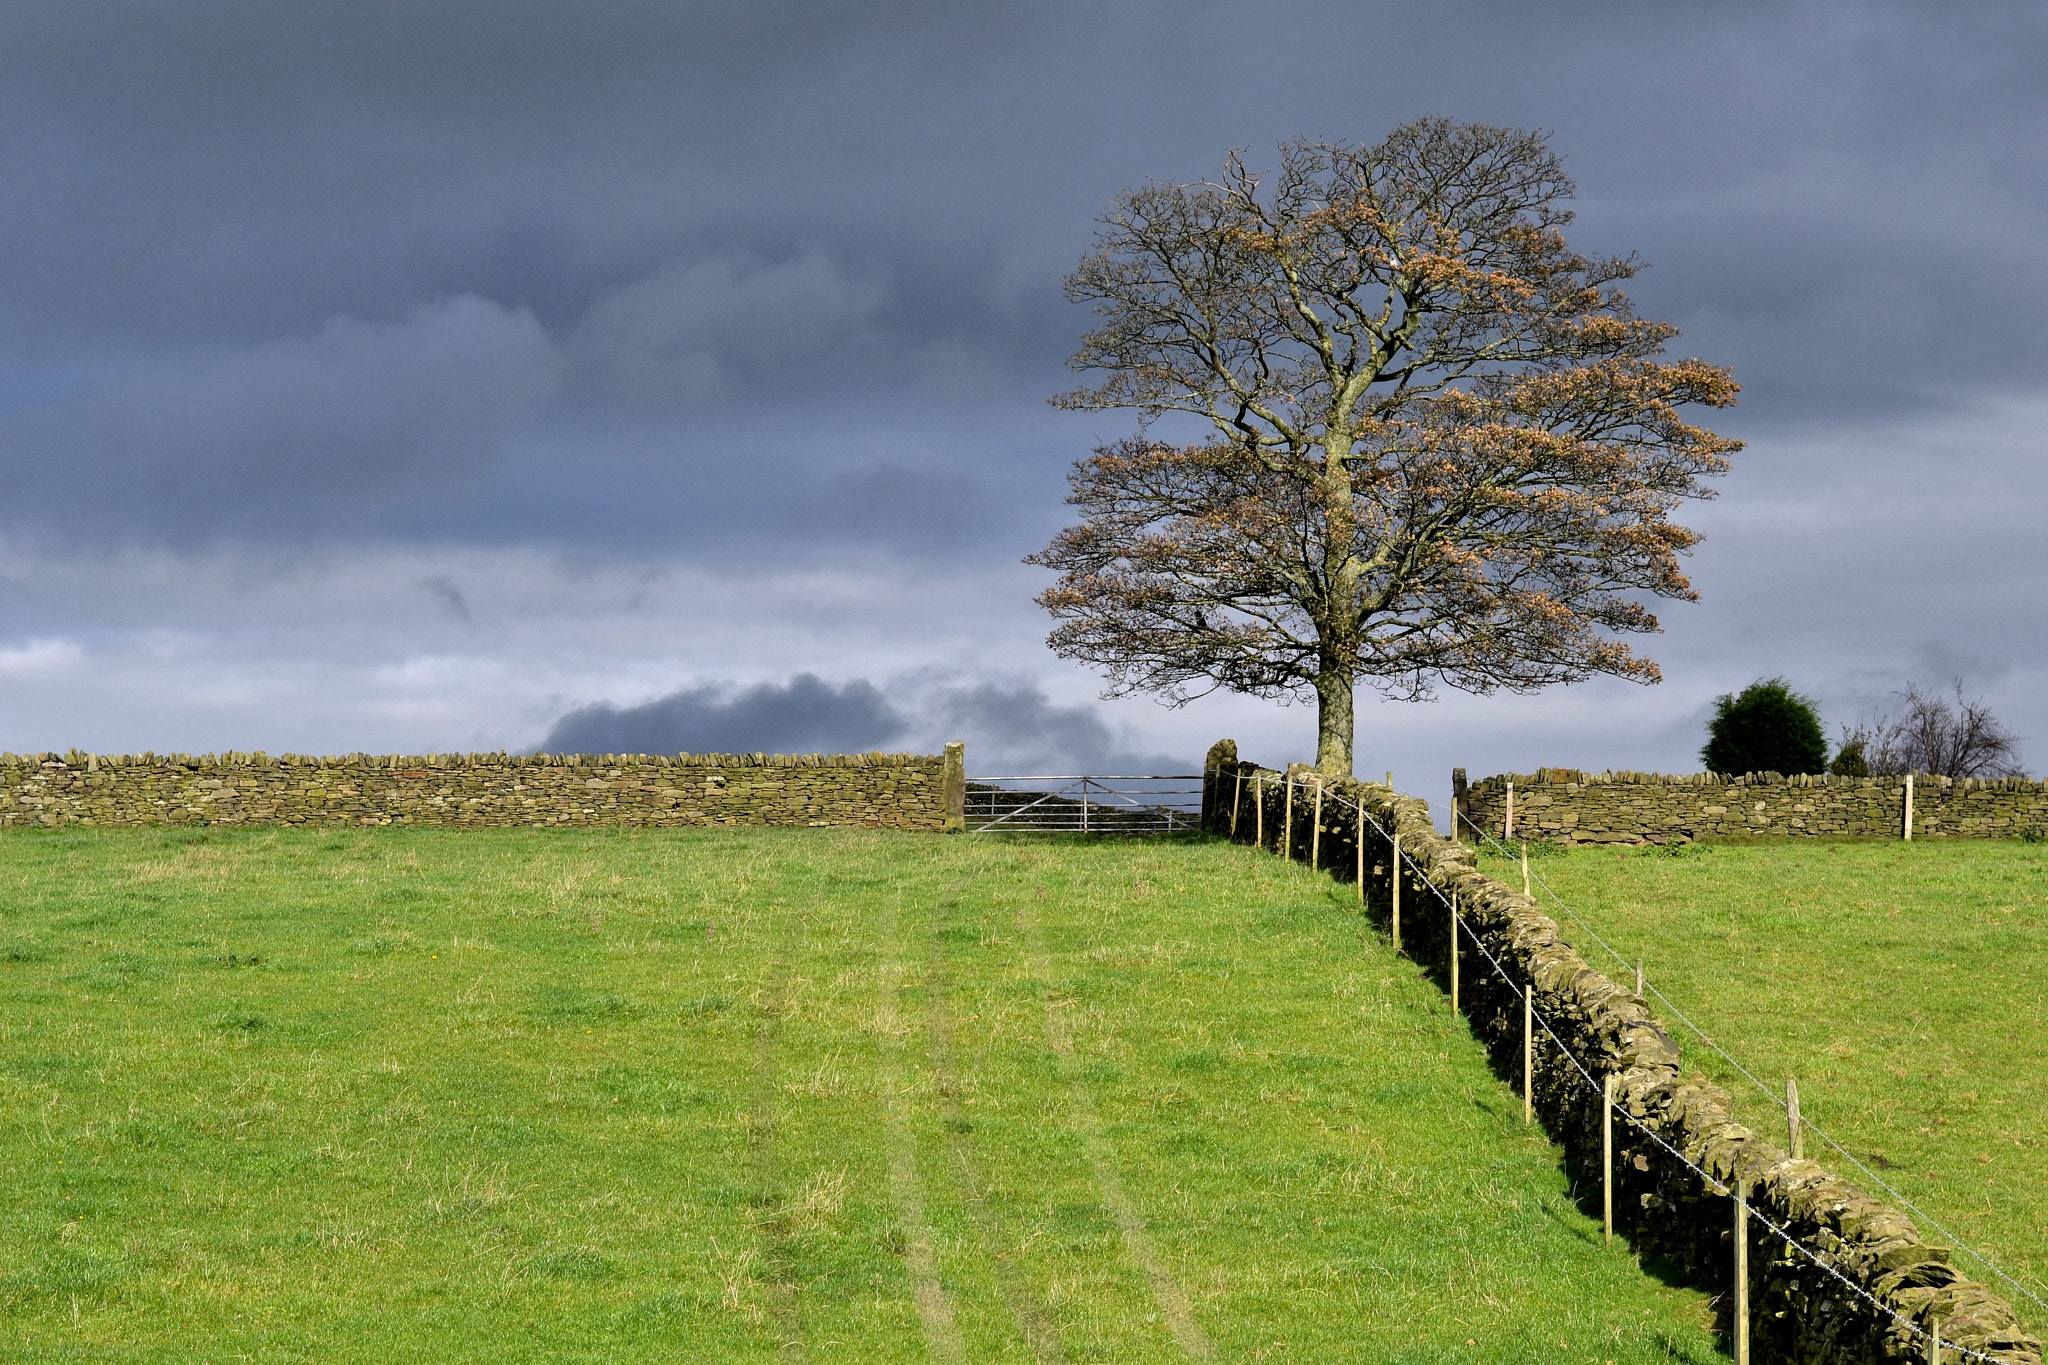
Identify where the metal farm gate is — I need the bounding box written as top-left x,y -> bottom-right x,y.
964,775 -> 1203,834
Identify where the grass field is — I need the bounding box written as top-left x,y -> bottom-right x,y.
0,827 -> 1724,1363
1473,836 -> 2048,1328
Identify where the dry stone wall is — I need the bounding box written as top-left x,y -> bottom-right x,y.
1202,739 -> 2041,1365
1457,768 -> 2048,844
0,746 -> 966,831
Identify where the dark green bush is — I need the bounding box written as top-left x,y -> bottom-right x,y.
1829,737 -> 1870,777
1701,677 -> 1828,776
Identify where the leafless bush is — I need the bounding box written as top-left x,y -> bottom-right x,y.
1834,679 -> 2026,779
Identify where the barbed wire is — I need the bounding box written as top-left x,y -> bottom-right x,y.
1237,773 -> 2020,1361
1440,801 -> 2048,1320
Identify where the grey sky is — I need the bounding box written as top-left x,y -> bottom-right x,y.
2,2 -> 2044,799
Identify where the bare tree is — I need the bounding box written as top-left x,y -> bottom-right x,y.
1031,119 -> 1740,776
1839,680 -> 2026,779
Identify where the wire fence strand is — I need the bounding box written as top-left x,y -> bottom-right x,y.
1443,802 -> 2048,1320
1234,773 -> 2025,1362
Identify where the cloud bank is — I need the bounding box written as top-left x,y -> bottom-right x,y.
541,674 -> 906,756
541,673 -> 1189,775
1,1 -> 2045,797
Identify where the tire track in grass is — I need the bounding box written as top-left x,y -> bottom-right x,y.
1017,894 -> 1214,1362
747,913 -> 810,1362
923,901 -> 1071,1365
877,901 -> 968,1365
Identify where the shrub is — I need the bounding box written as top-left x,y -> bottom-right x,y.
1701,677 -> 1828,776
1836,679 -> 2026,779
1829,737 -> 1870,777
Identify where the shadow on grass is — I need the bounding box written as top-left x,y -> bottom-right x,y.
1295,867 -> 1737,1348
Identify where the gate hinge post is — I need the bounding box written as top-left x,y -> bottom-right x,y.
943,741 -> 966,831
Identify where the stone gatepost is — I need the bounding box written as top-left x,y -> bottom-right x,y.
1203,739 -> 1237,834
942,741 -> 966,831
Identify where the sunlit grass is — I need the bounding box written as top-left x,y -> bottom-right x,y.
1476,836 -> 2048,1324
1,827 -> 1718,1361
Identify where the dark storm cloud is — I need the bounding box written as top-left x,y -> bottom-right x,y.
3,1 -> 2045,558
5,1 -> 2048,781
420,576 -> 474,624
927,680 -> 1190,775
0,1 -> 1074,348
538,672 -> 1185,772
540,674 -> 909,755
1,296 -> 558,539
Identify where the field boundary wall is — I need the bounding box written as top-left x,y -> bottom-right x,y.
1456,768 -> 2048,844
0,744 -> 969,832
1200,739 -> 2041,1365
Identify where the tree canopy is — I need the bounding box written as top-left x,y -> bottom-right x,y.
1031,119 -> 1740,775
1702,678 -> 1828,777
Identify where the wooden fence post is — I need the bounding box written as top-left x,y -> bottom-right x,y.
1602,1073 -> 1615,1243
1284,776 -> 1295,860
1734,1179 -> 1751,1365
1635,959 -> 1644,998
1311,780 -> 1324,870
1254,776 -> 1264,850
1391,833 -> 1401,952
1354,802 -> 1364,904
1787,1078 -> 1802,1160
1523,984 -> 1534,1125
1905,772 -> 1915,841
1448,893 -> 1459,1016
1505,781 -> 1515,840
1929,1316 -> 1942,1365
1230,771 -> 1243,838
1521,840 -> 1531,897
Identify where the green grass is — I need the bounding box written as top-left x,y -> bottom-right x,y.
1475,836 -> 2048,1324
0,827 -> 1720,1362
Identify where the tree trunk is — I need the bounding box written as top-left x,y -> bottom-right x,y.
1316,422 -> 1360,779
1314,666 -> 1354,777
